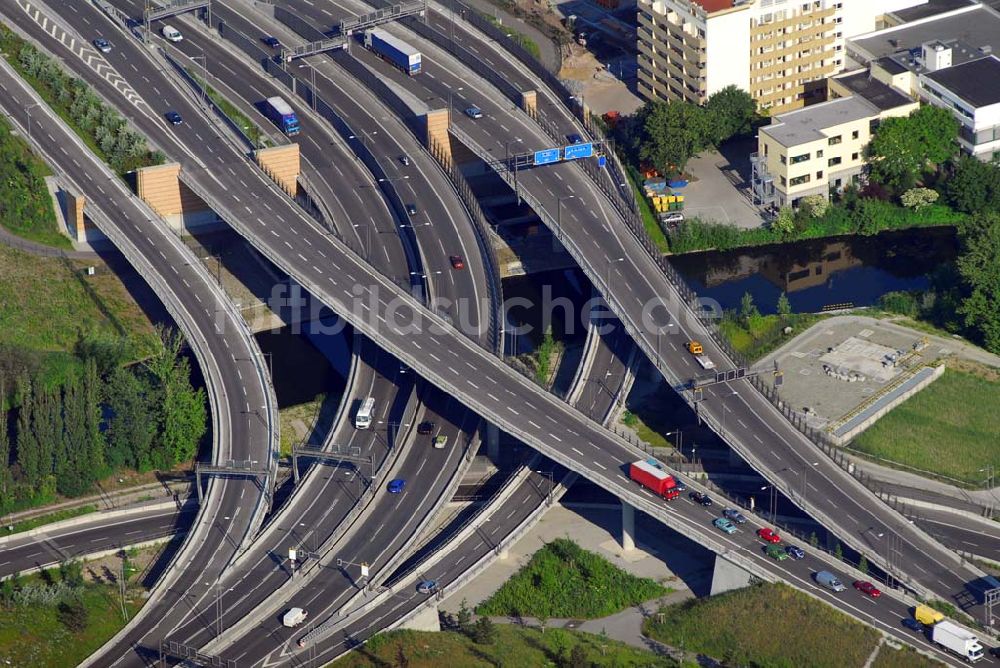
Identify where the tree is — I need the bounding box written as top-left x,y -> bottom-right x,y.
471,616 -> 497,645
705,85 -> 756,145
739,291 -> 758,326
456,599 -> 473,635
956,214 -> 1000,352
104,366 -> 156,472
772,206 -> 795,235
867,105 -> 959,191
858,555 -> 869,575
57,596 -> 88,632
640,100 -> 711,174
900,187 -> 939,210
946,156 -> 1000,215
809,532 -> 819,548
834,542 -> 844,562
776,292 -> 792,320
15,377 -> 41,491
60,560 -> 84,588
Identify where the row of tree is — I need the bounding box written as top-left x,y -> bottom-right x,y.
609,85 -> 758,175
3,27 -> 162,174
0,329 -> 207,511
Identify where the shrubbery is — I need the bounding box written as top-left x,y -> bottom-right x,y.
476,538 -> 667,619
0,25 -> 162,175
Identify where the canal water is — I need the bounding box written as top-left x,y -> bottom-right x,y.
669,228 -> 958,313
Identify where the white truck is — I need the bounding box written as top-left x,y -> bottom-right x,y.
694,355 -> 716,370
282,607 -> 308,628
931,620 -> 985,662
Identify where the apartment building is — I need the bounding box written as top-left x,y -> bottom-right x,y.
637,0 -> 925,114
754,76 -> 917,207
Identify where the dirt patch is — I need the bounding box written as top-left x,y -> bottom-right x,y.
80,544 -> 163,588
946,358 -> 1000,382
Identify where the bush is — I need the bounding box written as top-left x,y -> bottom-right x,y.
57,596 -> 88,632
476,538 -> 667,619
901,187 -> 939,210
798,194 -> 829,219
878,291 -> 920,318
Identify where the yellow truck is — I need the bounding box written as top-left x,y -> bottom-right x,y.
914,604 -> 944,626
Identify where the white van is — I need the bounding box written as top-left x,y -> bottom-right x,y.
815,570 -> 846,592
354,397 -> 375,430
161,25 -> 183,42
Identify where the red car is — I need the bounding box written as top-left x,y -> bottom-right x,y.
756,528 -> 781,543
449,255 -> 465,270
854,580 -> 881,598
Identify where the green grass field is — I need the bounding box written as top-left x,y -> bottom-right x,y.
643,583 -> 882,668
336,625 -> 677,668
851,363 -> 1000,484
0,115 -> 68,248
871,643 -> 943,668
476,538 -> 669,619
0,245 -> 157,355
720,312 -> 825,362
0,576 -> 142,667
2,505 -> 96,536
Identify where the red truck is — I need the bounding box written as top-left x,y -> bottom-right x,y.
629,459 -> 679,500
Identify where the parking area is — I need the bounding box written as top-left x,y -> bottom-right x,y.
680,138 -> 765,229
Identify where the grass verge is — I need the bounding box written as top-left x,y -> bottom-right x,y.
626,164 -> 670,253
1,505 -> 96,536
0,114 -> 68,248
0,569 -> 143,667
622,381 -> 683,451
643,582 -> 882,668
337,625 -> 676,667
851,361 -> 1000,485
0,244 -> 158,359
720,312 -> 826,362
476,538 -> 669,619
188,70 -> 265,147
871,643 -> 943,668
483,15 -> 541,60
278,394 -> 325,457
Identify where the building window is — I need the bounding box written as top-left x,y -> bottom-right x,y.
816,150 -> 824,158
851,130 -> 859,140
780,175 -> 787,186
790,153 -> 810,164
828,135 -> 842,145
789,174 -> 811,186
852,152 -> 859,160
828,156 -> 841,166
817,171 -> 824,180
780,155 -> 787,164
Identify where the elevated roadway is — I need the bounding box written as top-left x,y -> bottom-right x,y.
0,39 -> 280,665
272,0 -> 989,614
11,0 -> 988,657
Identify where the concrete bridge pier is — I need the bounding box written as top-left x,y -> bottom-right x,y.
621,501 -> 636,552
709,553 -> 755,596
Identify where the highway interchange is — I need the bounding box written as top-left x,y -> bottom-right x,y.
0,0 -> 997,665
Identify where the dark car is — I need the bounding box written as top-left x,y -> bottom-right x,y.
785,545 -> 806,560
723,508 -> 747,524
387,479 -> 406,494
417,420 -> 435,435
689,491 -> 712,506
261,36 -> 281,48
165,111 -> 183,125
672,480 -> 687,493
93,38 -> 112,53
901,618 -> 923,632
567,132 -> 583,144
406,204 -> 417,215
417,579 -> 438,594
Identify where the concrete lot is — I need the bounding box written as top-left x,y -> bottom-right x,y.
756,316 -> 963,430
681,138 -> 764,229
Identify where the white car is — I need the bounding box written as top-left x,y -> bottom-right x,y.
161,25 -> 183,42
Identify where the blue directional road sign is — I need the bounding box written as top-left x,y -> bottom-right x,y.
564,142 -> 594,161
533,148 -> 560,166
598,155 -> 607,167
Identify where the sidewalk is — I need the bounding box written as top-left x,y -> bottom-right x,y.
483,588 -> 709,663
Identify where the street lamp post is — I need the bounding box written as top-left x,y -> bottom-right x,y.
606,257 -> 625,295
352,223 -> 371,260
192,55 -> 208,107
534,469 -> 554,505
298,62 -> 317,111
760,485 -> 777,523
665,429 -> 683,456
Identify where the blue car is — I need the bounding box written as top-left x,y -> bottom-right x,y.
567,133 -> 583,144
165,111 -> 183,125
902,618 -> 923,632
713,518 -> 737,534
387,478 -> 406,494
785,545 -> 805,560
